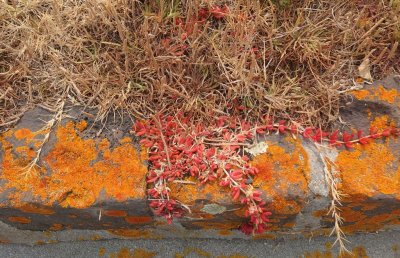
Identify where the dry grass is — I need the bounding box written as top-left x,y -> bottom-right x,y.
319,150 -> 349,254
1,0 -> 399,132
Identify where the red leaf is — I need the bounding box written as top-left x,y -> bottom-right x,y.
302,127 -> 314,138
329,130 -> 339,145
140,139 -> 154,148
382,129 -> 391,137
210,5 -> 229,19
290,125 -> 298,134
206,147 -> 216,159
342,132 -> 354,149
236,134 -> 247,142
278,120 -> 286,134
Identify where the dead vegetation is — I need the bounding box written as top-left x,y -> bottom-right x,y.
1,0 -> 399,132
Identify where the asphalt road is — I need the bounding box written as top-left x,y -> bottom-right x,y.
0,230 -> 399,258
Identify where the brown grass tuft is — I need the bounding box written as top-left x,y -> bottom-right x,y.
1,0 -> 399,131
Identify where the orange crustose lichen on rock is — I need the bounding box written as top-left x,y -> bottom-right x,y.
251,138 -> 310,216
351,85 -> 400,105
104,210 -> 128,217
8,216 -> 31,224
335,140 -> 400,199
370,115 -> 396,130
124,216 -> 152,224
0,121 -> 148,208
18,204 -> 55,215
14,128 -> 36,141
169,178 -> 231,207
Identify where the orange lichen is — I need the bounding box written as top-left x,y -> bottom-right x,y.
18,204 -> 55,215
252,233 -> 276,240
341,208 -> 400,233
218,229 -> 232,236
316,199 -> 400,234
0,121 -> 148,208
91,235 -> 102,240
335,141 -> 400,199
75,120 -> 87,132
352,90 -> 370,100
340,246 -> 368,258
98,138 -> 110,151
370,115 -> 396,130
351,85 -> 400,105
169,179 -> 231,208
375,86 -> 398,104
313,210 -> 328,218
251,138 -> 310,216
124,216 -> 152,224
15,146 -> 36,159
103,210 -> 127,217
119,137 -> 132,144
14,128 -> 35,140
8,216 -> 31,224
49,223 -> 63,231
99,247 -> 106,257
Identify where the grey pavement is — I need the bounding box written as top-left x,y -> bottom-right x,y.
0,230 -> 399,258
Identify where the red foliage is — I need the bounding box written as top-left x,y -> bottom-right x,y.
132,114 -> 399,235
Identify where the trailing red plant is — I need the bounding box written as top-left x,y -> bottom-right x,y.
132,115 -> 399,235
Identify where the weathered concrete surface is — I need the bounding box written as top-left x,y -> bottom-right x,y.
1,229 -> 399,258
0,76 -> 399,243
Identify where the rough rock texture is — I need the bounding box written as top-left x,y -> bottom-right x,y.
0,76 -> 399,243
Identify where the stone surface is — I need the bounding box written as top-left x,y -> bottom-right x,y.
0,76 -> 399,242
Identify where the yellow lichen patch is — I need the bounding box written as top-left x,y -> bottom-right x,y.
8,216 -> 31,224
251,138 -> 310,216
18,204 -> 55,215
0,121 -> 148,209
335,141 -> 400,199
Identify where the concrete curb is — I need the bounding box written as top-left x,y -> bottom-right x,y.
1,76 -> 399,244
